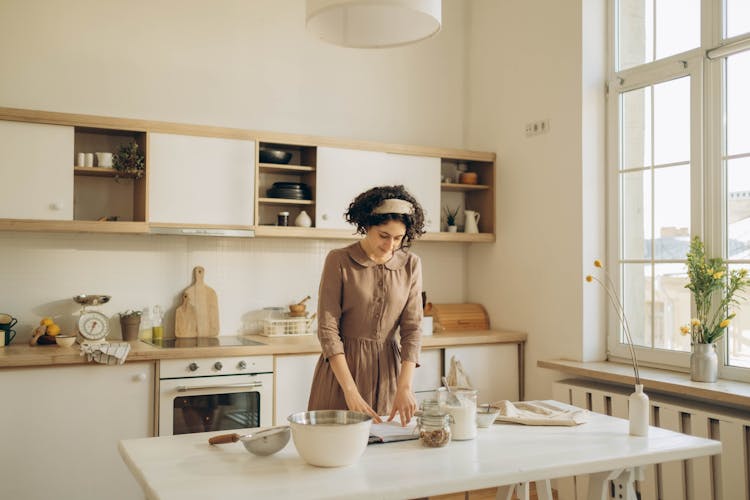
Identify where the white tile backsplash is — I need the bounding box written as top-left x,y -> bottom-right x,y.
1,233 -> 466,341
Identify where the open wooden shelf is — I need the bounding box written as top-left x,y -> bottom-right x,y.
441,182 -> 490,192
258,197 -> 314,205
258,163 -> 315,174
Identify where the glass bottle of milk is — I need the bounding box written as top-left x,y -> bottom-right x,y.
444,388 -> 478,440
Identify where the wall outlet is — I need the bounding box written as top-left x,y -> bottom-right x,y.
525,119 -> 550,137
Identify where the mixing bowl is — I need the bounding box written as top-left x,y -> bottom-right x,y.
287,410 -> 372,467
476,404 -> 500,428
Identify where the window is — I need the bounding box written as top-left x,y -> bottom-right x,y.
609,0 -> 750,380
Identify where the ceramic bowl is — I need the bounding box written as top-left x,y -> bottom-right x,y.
55,335 -> 76,348
259,149 -> 292,164
476,404 -> 500,428
287,410 -> 372,467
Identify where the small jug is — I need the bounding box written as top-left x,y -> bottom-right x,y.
464,210 -> 480,234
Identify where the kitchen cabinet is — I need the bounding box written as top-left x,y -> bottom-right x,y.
315,147 -> 441,232
444,345 -> 519,403
274,353 -> 319,425
0,362 -> 154,500
0,120 -> 74,220
149,132 -> 255,227
255,140 -> 317,229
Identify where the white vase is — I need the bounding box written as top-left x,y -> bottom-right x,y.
294,210 -> 312,227
628,384 -> 649,436
690,343 -> 718,382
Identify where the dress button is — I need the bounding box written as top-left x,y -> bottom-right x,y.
378,281 -> 383,286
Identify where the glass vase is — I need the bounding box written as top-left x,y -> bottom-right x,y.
690,343 -> 718,383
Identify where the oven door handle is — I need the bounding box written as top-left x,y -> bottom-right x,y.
175,381 -> 264,392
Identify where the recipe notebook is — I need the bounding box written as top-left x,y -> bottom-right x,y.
368,419 -> 419,444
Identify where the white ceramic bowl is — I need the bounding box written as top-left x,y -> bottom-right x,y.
476,405 -> 500,428
55,335 -> 76,348
287,410 -> 372,467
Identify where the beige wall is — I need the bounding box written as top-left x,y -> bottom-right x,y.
0,1 -> 603,401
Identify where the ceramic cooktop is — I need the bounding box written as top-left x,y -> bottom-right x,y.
142,336 -> 265,348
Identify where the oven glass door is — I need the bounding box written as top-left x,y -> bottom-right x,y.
159,373 -> 271,436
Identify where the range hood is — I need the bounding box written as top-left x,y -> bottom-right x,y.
149,226 -> 255,238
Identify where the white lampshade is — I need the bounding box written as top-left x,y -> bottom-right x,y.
306,0 -> 442,48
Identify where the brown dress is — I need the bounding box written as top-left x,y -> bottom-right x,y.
307,242 -> 423,415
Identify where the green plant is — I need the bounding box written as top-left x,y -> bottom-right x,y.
682,236 -> 750,344
444,206 -> 459,226
112,141 -> 145,179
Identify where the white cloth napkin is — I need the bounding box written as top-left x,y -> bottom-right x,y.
489,400 -> 589,426
79,342 -> 131,365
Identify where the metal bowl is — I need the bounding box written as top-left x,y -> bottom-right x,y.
287,410 -> 372,467
259,148 -> 293,164
73,294 -> 111,306
209,426 -> 290,457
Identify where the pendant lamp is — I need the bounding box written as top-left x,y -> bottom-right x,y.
306,0 -> 442,48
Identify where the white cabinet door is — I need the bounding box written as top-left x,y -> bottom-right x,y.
274,353 -> 319,425
0,121 -> 73,220
0,362 -> 154,500
444,345 -> 519,403
149,133 -> 255,226
414,349 -> 442,403
315,147 -> 440,232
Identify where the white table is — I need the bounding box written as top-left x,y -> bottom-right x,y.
119,402 -> 721,500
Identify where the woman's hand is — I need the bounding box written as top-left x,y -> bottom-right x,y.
343,388 -> 382,423
387,386 -> 417,426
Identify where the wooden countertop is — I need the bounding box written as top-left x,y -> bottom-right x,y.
0,330 -> 526,369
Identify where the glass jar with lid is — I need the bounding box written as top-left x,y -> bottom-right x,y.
417,399 -> 452,448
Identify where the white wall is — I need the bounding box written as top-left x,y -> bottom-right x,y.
0,0 -> 469,341
464,0 -> 607,400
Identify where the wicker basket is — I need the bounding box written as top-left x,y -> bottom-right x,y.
261,317 -> 314,337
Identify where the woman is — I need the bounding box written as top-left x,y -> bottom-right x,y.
307,185 -> 425,426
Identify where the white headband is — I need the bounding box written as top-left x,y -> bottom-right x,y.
372,198 -> 413,215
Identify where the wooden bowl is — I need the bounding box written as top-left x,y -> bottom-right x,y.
459,172 -> 478,184
289,304 -> 307,315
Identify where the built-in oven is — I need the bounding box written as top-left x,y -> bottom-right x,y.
158,355 -> 273,436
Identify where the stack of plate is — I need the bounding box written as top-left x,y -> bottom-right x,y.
267,182 -> 311,200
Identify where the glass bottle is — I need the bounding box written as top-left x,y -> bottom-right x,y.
444,388 -> 478,440
152,305 -> 164,341
417,400 -> 452,448
139,307 -> 152,341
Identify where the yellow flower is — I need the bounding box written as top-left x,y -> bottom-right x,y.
691,318 -> 701,327
585,275 -> 593,282
594,260 -> 602,268
680,325 -> 690,335
720,318 -> 731,328
713,271 -> 725,279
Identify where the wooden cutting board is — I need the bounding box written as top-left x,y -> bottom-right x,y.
175,266 -> 219,337
432,303 -> 489,331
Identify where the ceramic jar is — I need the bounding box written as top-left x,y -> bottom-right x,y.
690,343 -> 718,382
295,210 -> 312,227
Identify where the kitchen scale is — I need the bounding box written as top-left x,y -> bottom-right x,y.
73,294 -> 112,345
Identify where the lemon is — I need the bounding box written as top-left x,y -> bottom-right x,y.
41,317 -> 54,326
46,324 -> 61,336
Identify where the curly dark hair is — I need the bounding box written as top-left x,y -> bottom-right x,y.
345,185 -> 426,248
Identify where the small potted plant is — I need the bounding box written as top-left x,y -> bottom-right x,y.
444,206 -> 459,232
118,309 -> 142,341
112,141 -> 145,180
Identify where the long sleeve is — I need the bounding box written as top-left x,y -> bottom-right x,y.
317,251 -> 345,359
398,254 -> 423,365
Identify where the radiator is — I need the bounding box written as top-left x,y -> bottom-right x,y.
552,379 -> 750,500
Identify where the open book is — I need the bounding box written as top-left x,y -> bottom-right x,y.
368,418 -> 419,444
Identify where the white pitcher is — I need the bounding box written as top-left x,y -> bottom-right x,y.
464,210 -> 480,233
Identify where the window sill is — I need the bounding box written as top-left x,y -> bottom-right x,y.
538,359 -> 750,411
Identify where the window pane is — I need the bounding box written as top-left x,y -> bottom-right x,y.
727,265 -> 750,368
727,158 -> 750,259
727,0 -> 750,38
654,77 -> 690,165
622,170 -> 651,260
655,0 -> 700,60
621,86 -> 652,169
726,52 -> 750,156
618,0 -> 653,70
653,263 -> 690,351
617,0 -> 699,71
653,165 -> 690,259
623,263 -> 651,347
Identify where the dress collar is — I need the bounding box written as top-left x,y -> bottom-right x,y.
346,242 -> 408,270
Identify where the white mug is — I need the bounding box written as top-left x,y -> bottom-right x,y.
76,152 -> 85,167
84,153 -> 94,167
95,152 -> 113,167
